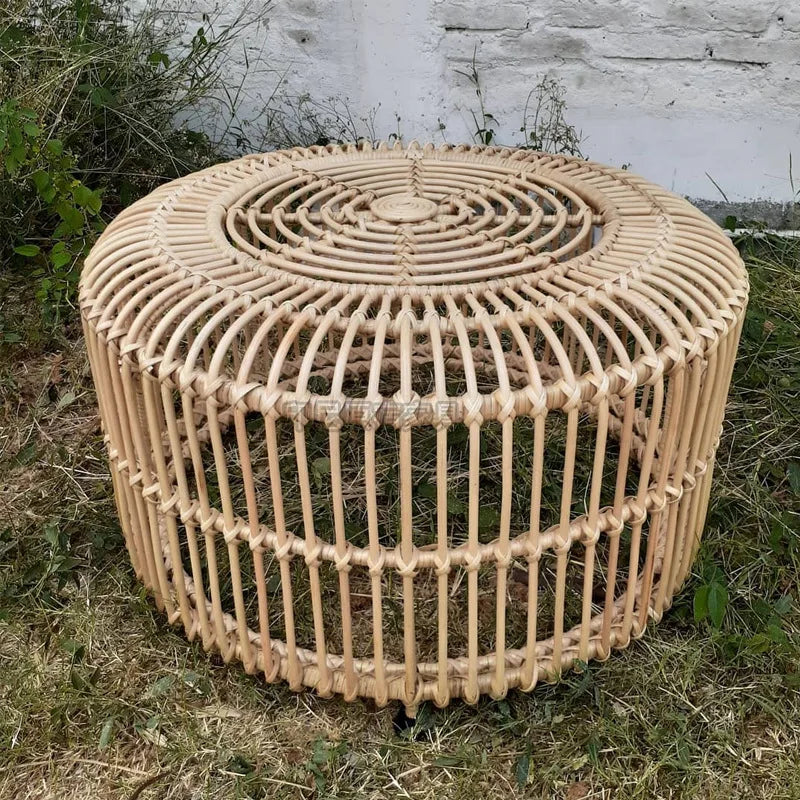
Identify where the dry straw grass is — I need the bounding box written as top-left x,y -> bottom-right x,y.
1,232 -> 799,798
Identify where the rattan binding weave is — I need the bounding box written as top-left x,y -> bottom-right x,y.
80,142 -> 748,711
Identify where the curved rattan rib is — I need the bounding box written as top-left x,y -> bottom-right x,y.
80,142 -> 747,712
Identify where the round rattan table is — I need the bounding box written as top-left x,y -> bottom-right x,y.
80,142 -> 748,712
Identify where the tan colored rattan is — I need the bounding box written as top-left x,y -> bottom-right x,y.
80,142 -> 748,711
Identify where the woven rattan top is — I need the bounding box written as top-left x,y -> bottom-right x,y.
80,142 -> 748,425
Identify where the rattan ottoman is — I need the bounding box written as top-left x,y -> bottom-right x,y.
80,142 -> 748,711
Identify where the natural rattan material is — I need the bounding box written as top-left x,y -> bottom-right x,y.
80,142 -> 748,710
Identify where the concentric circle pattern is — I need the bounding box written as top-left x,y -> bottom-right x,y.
80,143 -> 748,710
219,149 -> 604,286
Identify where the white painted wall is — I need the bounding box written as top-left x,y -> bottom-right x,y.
161,0 -> 800,203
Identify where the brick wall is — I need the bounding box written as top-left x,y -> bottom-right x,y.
148,0 -> 800,206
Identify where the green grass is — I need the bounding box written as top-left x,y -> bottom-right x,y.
1,235 -> 799,799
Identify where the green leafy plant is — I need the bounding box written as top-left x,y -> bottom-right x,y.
0,0 -> 269,326
37,519 -> 81,595
1,99 -> 103,321
0,0 -> 267,198
305,738 -> 347,794
742,595 -> 793,655
456,48 -> 498,146
693,565 -> 729,629
456,50 -> 582,154
253,93 -> 384,150
520,75 -> 583,156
